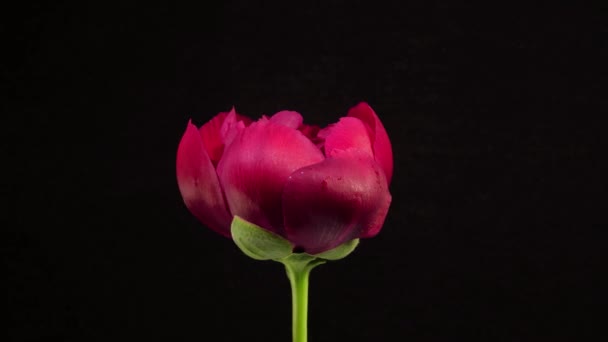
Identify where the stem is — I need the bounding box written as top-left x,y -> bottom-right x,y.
282,254 -> 325,342
287,265 -> 310,342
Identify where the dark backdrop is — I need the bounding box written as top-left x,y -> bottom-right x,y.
5,2 -> 606,341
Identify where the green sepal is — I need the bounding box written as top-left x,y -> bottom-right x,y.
280,253 -> 327,273
230,216 -> 293,260
312,238 -> 359,260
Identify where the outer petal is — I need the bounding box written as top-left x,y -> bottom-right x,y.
269,110 -> 303,129
347,102 -> 394,184
217,120 -> 325,235
282,150 -> 392,254
177,121 -> 233,236
318,117 -> 374,157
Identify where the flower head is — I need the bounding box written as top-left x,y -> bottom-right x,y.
176,103 -> 392,254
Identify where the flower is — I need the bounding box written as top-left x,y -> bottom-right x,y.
176,103 -> 392,254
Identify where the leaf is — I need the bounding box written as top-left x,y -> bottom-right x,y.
230,216 -> 294,260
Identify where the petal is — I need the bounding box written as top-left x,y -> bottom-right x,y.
199,112 -> 228,165
198,107 -> 252,166
269,110 -> 303,129
320,117 -> 374,157
177,121 -> 233,237
220,107 -> 252,148
282,150 -> 392,254
217,120 -> 325,235
347,102 -> 394,184
299,123 -> 321,141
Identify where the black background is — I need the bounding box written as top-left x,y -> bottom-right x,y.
4,2 -> 607,341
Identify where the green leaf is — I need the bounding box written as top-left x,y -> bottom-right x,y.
230,216 -> 294,260
312,239 -> 360,260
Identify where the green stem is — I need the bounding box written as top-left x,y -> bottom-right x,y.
282,254 -> 325,342
287,264 -> 309,342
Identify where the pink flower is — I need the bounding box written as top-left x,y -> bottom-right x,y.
176,103 -> 392,254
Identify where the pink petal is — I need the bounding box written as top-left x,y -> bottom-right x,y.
177,121 -> 233,237
347,102 -> 394,184
217,120 -> 325,235
220,107 -> 252,148
199,112 -> 228,166
269,110 -> 303,129
198,108 -> 252,166
282,150 -> 392,254
320,117 -> 374,158
299,123 -> 321,141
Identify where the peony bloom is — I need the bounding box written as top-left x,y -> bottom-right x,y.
176,103 -> 392,254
